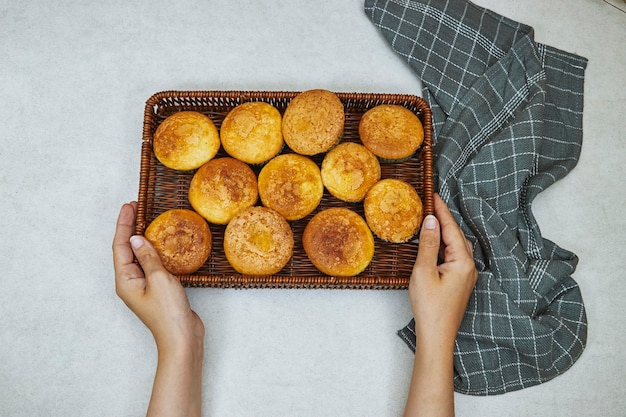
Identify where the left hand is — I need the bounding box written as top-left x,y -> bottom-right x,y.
112,202 -> 204,354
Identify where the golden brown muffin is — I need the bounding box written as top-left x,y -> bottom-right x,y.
258,153 -> 324,221
223,206 -> 294,275
282,89 -> 345,155
302,207 -> 374,276
220,101 -> 284,164
188,157 -> 258,225
363,179 -> 423,243
144,209 -> 212,275
359,104 -> 424,162
321,142 -> 381,202
153,111 -> 220,170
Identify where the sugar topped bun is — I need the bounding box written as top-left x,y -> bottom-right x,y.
302,207 -> 374,276
144,209 -> 212,275
220,102 -> 284,164
224,206 -> 294,275
258,153 -> 323,221
153,111 -> 220,170
359,104 -> 424,162
188,157 -> 258,225
321,142 -> 381,202
282,89 -> 345,155
364,179 -> 423,243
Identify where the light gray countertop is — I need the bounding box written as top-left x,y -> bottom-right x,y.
1,1 -> 624,416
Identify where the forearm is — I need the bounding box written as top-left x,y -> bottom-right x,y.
403,339 -> 455,417
147,341 -> 204,417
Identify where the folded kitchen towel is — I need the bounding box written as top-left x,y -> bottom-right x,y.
364,0 -> 588,395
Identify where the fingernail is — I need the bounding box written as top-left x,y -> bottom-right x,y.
130,235 -> 144,249
423,215 -> 437,230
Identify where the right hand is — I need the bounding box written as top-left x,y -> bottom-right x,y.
409,194 -> 477,350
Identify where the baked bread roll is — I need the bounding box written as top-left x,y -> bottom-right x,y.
321,142 -> 381,202
220,101 -> 284,165
224,206 -> 294,275
303,207 -> 374,276
188,157 -> 258,225
359,104 -> 424,162
143,209 -> 212,275
282,89 -> 345,155
258,153 -> 323,221
153,111 -> 220,170
363,178 -> 423,243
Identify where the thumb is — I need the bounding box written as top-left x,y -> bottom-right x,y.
130,235 -> 169,278
413,215 -> 441,275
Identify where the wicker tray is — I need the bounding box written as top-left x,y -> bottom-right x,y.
136,90 -> 434,289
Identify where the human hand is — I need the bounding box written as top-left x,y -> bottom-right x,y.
410,194 -> 477,351
113,202 -> 204,417
112,202 -> 204,355
403,194 -> 477,417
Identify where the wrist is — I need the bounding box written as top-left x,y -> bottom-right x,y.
152,312 -> 205,364
414,323 -> 457,355
156,334 -> 203,363
414,337 -> 454,366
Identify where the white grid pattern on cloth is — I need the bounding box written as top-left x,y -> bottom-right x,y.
367,0 -> 588,395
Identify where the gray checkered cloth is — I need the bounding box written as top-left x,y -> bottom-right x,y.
365,0 -> 588,395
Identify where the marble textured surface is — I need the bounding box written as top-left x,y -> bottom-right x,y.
1,1 -> 624,416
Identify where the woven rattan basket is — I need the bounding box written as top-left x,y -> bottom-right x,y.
136,90 -> 434,289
